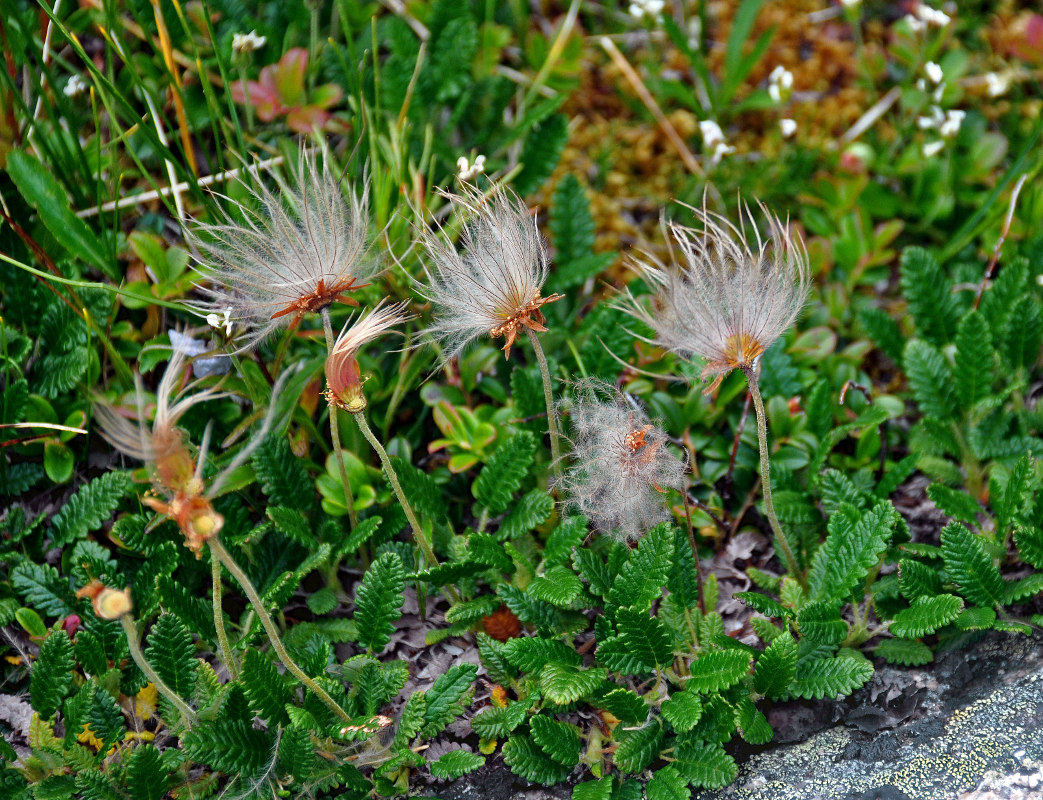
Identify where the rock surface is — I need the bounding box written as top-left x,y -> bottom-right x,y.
427,631 -> 1043,799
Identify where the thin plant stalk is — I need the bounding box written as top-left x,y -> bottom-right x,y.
680,488 -> 705,614
352,410 -> 460,603
322,309 -> 358,529
210,555 -> 239,679
208,538 -> 352,723
743,366 -> 803,585
120,614 -> 197,729
525,328 -> 563,482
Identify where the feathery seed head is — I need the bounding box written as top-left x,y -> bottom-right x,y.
563,381 -> 686,542
95,349 -> 290,556
325,300 -> 413,412
621,200 -> 810,393
415,184 -> 562,361
187,148 -> 377,351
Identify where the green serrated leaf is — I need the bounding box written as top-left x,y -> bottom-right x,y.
529,565 -> 583,607
926,485 -> 982,527
646,765 -> 691,800
898,558 -> 943,602
613,720 -> 663,773
241,649 -> 291,725
252,434 -> 314,511
953,311 -> 993,410
540,662 -> 606,705
503,733 -> 573,785
498,488 -> 555,541
661,688 -> 703,732
899,247 -> 960,345
673,740 -> 738,789
530,714 -> 581,766
429,749 -> 485,779
955,605 -> 997,630
904,339 -> 956,420
355,552 -> 405,655
874,638 -> 933,666
753,630 -> 797,698
474,432 -> 536,515
796,601 -> 848,646
734,592 -> 792,619
687,650 -> 751,693
788,654 -> 874,700
940,523 -> 1004,608
807,502 -> 895,605
734,696 -> 773,745
890,594 -> 963,638
181,719 -> 275,776
572,777 -> 613,800
502,636 -> 580,671
48,471 -> 130,548
422,663 -> 477,738
614,608 -> 673,672
608,522 -> 674,611
30,630 -> 74,720
124,743 -> 169,800
144,614 -> 198,701
1014,525 -> 1043,570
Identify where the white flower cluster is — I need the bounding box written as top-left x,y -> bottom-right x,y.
984,72 -> 1011,98
628,0 -> 665,21
64,74 -> 89,98
768,66 -> 793,104
699,120 -> 735,166
456,154 -> 486,182
904,3 -> 951,33
232,30 -> 267,55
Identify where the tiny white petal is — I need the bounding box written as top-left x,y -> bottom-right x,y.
699,120 -> 725,148
925,61 -> 943,84
922,140 -> 945,157
779,118 -> 798,138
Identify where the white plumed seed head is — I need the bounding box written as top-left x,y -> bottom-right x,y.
621,201 -> 810,394
563,381 -> 686,542
414,185 -> 562,362
187,148 -> 377,352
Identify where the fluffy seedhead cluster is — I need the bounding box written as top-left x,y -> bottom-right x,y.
622,202 -> 810,393
188,149 -> 377,351
95,349 -> 282,555
325,299 -> 413,412
414,185 -> 563,361
563,381 -> 686,542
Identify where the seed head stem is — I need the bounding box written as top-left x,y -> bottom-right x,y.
525,328 -> 563,484
208,538 -> 352,723
352,411 -> 460,604
322,309 -> 358,529
743,366 -> 804,586
210,554 -> 239,679
120,614 -> 197,729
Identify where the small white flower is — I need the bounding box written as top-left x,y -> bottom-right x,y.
925,62 -> 943,85
1035,274 -> 1043,287
628,0 -> 665,20
779,118 -> 798,138
917,105 -> 944,130
932,82 -> 946,103
768,66 -> 794,104
840,0 -> 861,7
922,140 -> 945,158
916,78 -> 926,91
232,30 -> 267,55
206,307 -> 235,337
710,142 -> 735,166
64,74 -> 89,98
916,4 -> 951,27
456,154 -> 486,182
903,14 -> 927,33
939,109 -> 965,138
699,120 -> 725,149
985,72 -> 1011,97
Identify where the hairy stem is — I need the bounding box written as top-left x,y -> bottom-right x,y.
208,538 -> 352,723
322,309 -> 358,529
352,411 -> 460,603
680,488 -> 705,615
120,614 -> 196,729
743,367 -> 803,586
525,328 -> 563,483
210,554 -> 239,679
